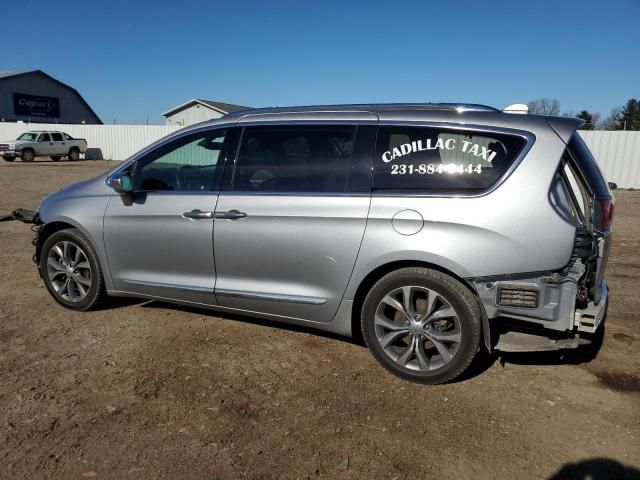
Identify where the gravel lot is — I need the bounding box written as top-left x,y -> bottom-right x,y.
0,159 -> 638,480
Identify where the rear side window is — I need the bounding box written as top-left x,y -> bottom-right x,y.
232,125 -> 364,193
374,126 -> 527,191
562,163 -> 586,219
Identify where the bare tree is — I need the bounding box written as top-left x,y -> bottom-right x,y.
527,98 -> 561,116
602,107 -> 622,130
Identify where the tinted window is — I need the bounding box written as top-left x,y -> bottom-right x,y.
38,133 -> 51,142
63,133 -> 73,140
132,129 -> 227,192
232,125 -> 360,193
51,132 -> 63,141
374,126 -> 527,191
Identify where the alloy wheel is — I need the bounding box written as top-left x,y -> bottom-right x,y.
46,241 -> 92,303
373,286 -> 462,372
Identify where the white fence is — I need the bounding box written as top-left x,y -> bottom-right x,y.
1,122 -> 639,188
0,122 -> 180,161
579,131 -> 640,189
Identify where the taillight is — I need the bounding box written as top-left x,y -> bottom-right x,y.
599,198 -> 615,230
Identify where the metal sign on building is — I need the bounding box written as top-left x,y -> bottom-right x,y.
0,70 -> 101,124
13,93 -> 60,118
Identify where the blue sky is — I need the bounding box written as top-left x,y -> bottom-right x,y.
4,0 -> 638,124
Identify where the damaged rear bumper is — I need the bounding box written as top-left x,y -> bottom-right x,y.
475,274 -> 608,353
574,281 -> 608,334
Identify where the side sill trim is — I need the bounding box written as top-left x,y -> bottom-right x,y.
215,288 -> 327,305
122,279 -> 213,293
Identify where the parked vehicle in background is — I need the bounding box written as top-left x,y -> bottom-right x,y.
0,131 -> 87,162
32,103 -> 614,384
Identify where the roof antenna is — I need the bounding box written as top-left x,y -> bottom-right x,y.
503,104 -> 529,114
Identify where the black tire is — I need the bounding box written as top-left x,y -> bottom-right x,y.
361,267 -> 481,384
39,228 -> 107,311
2,156 -> 15,162
21,149 -> 35,162
51,156 -> 61,162
68,148 -> 80,161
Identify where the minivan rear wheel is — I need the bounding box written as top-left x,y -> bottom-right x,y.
40,228 -> 107,311
361,267 -> 481,384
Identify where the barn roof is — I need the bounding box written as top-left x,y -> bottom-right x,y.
0,70 -> 103,124
162,98 -> 249,117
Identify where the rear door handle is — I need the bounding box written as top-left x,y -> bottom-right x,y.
183,209 -> 213,219
213,209 -> 247,220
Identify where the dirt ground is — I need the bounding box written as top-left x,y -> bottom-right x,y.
0,159 -> 638,480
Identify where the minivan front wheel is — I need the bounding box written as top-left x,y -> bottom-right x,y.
362,267 -> 481,384
40,228 -> 106,310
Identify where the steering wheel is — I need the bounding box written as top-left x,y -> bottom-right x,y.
176,165 -> 195,191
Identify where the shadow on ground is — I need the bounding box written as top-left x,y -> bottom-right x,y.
548,458 -> 640,480
99,297 -> 614,384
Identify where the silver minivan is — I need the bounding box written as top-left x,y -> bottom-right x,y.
34,104 -> 613,383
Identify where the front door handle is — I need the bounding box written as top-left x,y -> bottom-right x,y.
183,209 -> 213,219
213,209 -> 247,220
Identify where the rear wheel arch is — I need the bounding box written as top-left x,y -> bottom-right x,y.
350,260 -> 487,344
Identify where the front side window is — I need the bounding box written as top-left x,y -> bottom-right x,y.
51,132 -> 63,141
231,125 -> 358,193
38,133 -> 51,142
131,129 -> 227,192
374,126 -> 527,191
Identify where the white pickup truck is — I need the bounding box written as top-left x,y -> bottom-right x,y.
0,131 -> 88,162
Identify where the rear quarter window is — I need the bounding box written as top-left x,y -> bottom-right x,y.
374,126 -> 527,192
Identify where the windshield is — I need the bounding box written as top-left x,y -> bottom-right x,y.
17,133 -> 39,141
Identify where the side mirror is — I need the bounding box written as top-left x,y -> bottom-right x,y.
110,172 -> 133,194
608,182 -> 618,191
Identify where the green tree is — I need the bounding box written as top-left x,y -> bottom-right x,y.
577,110 -> 595,130
616,98 -> 640,130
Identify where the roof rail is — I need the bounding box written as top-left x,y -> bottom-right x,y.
434,103 -> 500,113
230,103 -> 502,118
